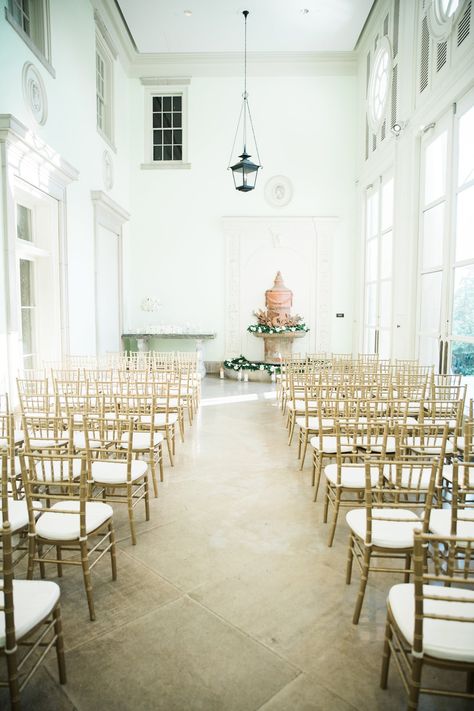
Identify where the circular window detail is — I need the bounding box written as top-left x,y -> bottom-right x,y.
427,0 -> 465,41
367,37 -> 392,134
22,62 -> 48,126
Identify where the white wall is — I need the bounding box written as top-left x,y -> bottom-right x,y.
0,0 -> 132,374
124,73 -> 358,360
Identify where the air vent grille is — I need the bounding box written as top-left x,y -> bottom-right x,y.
457,0 -> 471,46
436,41 -> 447,71
391,64 -> 398,127
420,15 -> 430,93
393,0 -> 400,57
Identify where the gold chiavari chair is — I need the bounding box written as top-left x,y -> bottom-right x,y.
20,450 -> 116,621
16,378 -> 52,418
346,458 -> 437,624
322,417 -> 391,547
380,531 -> 474,710
85,415 -> 150,545
311,406 -> 359,498
21,414 -> 69,454
0,454 -> 66,710
114,393 -> 164,497
430,459 -> 474,541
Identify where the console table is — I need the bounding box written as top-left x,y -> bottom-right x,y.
121,333 -> 216,376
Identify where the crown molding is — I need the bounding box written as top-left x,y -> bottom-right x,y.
140,76 -> 191,86
94,8 -> 118,59
132,51 -> 357,78
90,7 -> 358,78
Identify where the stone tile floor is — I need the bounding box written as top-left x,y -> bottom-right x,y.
1,377 -> 471,710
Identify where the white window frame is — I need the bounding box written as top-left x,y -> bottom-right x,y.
140,79 -> 191,170
95,32 -> 115,151
5,0 -> 54,77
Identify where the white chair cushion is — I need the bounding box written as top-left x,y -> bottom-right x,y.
28,438 -> 69,450
325,463 -> 383,489
407,437 -> 454,454
388,583 -> 474,662
310,436 -> 353,454
296,417 -> 333,431
35,458 -> 82,482
387,465 -> 434,489
450,436 -> 465,452
35,500 -> 113,541
442,464 -> 474,488
0,579 -> 60,647
141,413 -> 179,426
0,498 -> 40,533
429,508 -> 474,539
0,430 -> 24,447
91,459 -> 148,485
346,508 -> 421,548
354,436 -> 396,453
119,432 -> 163,450
72,432 -> 102,450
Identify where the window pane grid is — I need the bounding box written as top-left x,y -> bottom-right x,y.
152,95 -> 183,161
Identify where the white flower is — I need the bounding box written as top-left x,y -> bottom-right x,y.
291,327 -> 296,331
270,366 -> 274,371
259,365 -> 264,370
234,365 -> 239,370
257,327 -> 262,333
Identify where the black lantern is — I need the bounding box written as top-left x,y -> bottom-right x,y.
228,11 -> 262,192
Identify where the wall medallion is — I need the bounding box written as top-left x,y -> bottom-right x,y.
22,62 -> 48,126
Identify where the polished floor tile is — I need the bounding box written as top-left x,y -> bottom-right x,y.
9,377 -> 472,710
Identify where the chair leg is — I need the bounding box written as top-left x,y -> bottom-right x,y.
352,546 -> 371,624
380,615 -> 393,689
56,545 -> 63,577
144,476 -> 150,522
288,414 -> 295,445
127,484 -> 137,545
38,543 -> 46,579
158,443 -> 164,483
53,604 -> 67,684
6,648 -> 21,711
327,489 -> 341,547
80,540 -> 95,621
404,553 -> 411,583
313,454 -> 323,501
323,481 -> 330,522
346,533 -> 354,584
165,430 -> 174,467
148,451 -> 158,498
109,521 -> 117,581
407,656 -> 423,711
27,534 -> 36,580
300,433 -> 309,470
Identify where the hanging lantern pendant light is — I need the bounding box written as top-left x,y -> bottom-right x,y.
228,10 -> 262,192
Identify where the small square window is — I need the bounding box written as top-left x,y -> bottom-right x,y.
150,92 -> 186,164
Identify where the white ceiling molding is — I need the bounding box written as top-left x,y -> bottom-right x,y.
94,8 -> 118,59
139,76 -> 191,86
133,51 -> 357,79
98,2 -> 357,78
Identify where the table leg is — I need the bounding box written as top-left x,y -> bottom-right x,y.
195,339 -> 206,377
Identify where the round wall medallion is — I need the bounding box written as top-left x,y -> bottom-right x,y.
103,150 -> 114,190
264,176 -> 293,208
22,62 -> 48,126
367,36 -> 392,133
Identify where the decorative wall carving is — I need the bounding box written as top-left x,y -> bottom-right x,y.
22,63 -> 48,126
223,216 -> 337,359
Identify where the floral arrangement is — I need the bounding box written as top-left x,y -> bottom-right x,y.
223,355 -> 281,375
247,309 -> 309,335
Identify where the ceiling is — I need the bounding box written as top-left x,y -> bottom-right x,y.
116,0 -> 375,54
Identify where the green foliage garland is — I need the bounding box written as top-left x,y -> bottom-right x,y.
223,355 -> 281,374
247,324 -> 309,335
